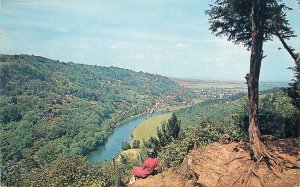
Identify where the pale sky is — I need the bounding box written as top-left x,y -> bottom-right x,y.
1,0 -> 299,81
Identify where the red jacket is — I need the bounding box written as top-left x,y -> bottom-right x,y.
133,157 -> 162,178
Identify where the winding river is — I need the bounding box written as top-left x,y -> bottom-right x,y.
88,112 -> 162,162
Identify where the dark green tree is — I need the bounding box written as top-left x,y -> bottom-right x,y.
132,139 -> 140,148
206,0 -> 298,169
286,59 -> 300,110
165,113 -> 181,141
274,13 -> 300,111
156,123 -> 168,147
144,136 -> 160,150
121,141 -> 131,150
156,113 -> 181,147
145,113 -> 181,150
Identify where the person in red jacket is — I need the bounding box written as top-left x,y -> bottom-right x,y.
132,149 -> 162,178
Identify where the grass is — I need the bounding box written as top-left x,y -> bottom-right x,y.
187,82 -> 244,89
157,98 -> 203,112
177,79 -> 288,91
158,104 -> 189,112
177,79 -> 247,90
119,148 -> 141,159
130,113 -> 172,145
192,98 -> 203,105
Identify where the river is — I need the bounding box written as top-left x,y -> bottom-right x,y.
88,112 -> 162,162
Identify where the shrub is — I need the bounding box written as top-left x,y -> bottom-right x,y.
4,156 -> 142,187
234,92 -> 299,138
121,141 -> 131,150
132,140 -> 140,148
158,121 -> 222,169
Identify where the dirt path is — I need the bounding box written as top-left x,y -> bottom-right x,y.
128,138 -> 300,187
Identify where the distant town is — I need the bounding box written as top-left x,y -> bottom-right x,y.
175,78 -> 289,100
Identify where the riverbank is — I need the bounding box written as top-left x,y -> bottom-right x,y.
130,113 -> 172,145
87,112 -> 163,162
85,111 -> 163,155
87,98 -> 200,162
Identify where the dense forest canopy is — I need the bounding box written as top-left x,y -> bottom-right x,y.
176,89 -> 299,139
0,54 -> 194,182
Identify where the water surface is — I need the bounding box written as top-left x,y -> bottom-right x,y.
88,112 -> 162,162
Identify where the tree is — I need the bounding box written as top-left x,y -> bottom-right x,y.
155,113 -> 180,147
121,141 -> 131,150
132,140 -> 140,148
286,59 -> 300,110
272,2 -> 300,110
282,40 -> 300,111
144,113 -> 181,150
206,0 -> 298,175
166,113 -> 181,141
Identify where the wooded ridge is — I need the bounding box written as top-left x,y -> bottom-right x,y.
0,54 -> 194,182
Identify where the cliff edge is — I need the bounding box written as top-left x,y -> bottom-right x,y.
129,138 -> 300,187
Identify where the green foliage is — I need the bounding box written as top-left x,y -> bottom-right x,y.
166,113 -> 181,141
176,97 -> 247,129
144,113 -> 181,150
4,156 -> 140,187
121,141 -> 131,151
158,121 -> 222,169
206,0 -> 295,48
235,91 -> 300,138
143,113 -> 223,169
0,54 -> 194,185
144,136 -> 160,150
285,59 -> 300,110
177,89 -> 299,140
153,89 -> 299,170
4,156 -> 103,186
132,140 -> 140,148
130,113 -> 172,144
0,104 -> 22,124
158,141 -> 189,169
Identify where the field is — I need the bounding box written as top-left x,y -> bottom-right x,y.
158,104 -> 191,112
130,113 -> 172,145
175,78 -> 289,91
176,79 -> 247,90
119,148 -> 141,159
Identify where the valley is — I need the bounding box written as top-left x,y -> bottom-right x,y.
1,0 -> 299,186
1,54 -> 298,187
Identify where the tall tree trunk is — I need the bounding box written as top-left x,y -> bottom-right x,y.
246,1 -> 299,169
247,0 -> 266,162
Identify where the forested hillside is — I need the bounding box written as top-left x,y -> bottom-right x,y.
176,90 -> 299,139
130,89 -> 299,187
1,54 -> 298,186
0,54 -> 194,181
142,89 -> 299,179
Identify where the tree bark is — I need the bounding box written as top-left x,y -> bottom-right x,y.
246,2 -> 300,171
247,0 -> 266,162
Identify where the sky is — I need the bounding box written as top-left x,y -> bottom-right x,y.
0,0 -> 299,82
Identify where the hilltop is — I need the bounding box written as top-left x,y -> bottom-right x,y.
128,87 -> 299,187
129,138 -> 300,187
